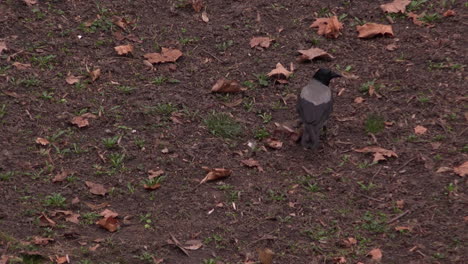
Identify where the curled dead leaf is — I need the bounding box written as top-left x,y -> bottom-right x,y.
89,68 -> 101,82
258,248 -> 274,264
183,240 -> 203,250
380,0 -> 410,13
414,125 -> 427,135
144,48 -> 183,64
396,199 -> 405,209
52,170 -> 69,182
453,161 -> 468,177
211,79 -> 247,93
310,16 -> 343,39
354,146 -> 398,163
357,23 -> 394,38
35,137 -> 50,146
12,62 -> 31,70
368,248 -> 383,261
191,0 -> 204,12
112,16 -> 130,30
241,158 -> 264,172
386,43 -> 398,51
65,74 -> 81,85
148,169 -> 164,179
395,226 -> 412,232
265,138 -> 283,149
100,209 -> 119,218
267,63 -> 293,83
70,113 -> 97,128
85,181 -> 108,196
32,236 -> 54,245
96,216 -> 120,232
200,167 -> 232,183
201,11 -> 209,22
354,97 -> 364,104
443,10 -> 455,17
250,37 -> 274,49
407,12 -> 425,26
54,255 -> 70,264
297,47 -> 334,62
114,44 -> 134,55
39,213 -> 56,227
23,0 -> 37,6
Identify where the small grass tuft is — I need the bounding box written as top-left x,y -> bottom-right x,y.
365,114 -> 385,134
204,112 -> 242,138
44,193 -> 66,208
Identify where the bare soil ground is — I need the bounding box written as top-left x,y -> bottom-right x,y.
0,0 -> 467,263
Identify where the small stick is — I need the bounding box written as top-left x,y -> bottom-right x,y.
387,210 -> 410,224
352,191 -> 384,202
201,49 -> 223,63
397,157 -> 417,172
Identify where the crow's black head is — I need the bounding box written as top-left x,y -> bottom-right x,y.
313,68 -> 342,86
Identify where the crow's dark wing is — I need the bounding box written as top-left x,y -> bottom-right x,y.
297,98 -> 333,126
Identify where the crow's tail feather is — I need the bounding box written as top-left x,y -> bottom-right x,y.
301,124 -> 320,149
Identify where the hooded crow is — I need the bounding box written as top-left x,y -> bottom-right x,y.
297,68 -> 341,149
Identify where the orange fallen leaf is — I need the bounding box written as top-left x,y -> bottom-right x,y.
354,97 -> 364,104
84,202 -> 109,210
201,11 -> 209,22
407,12 -> 425,26
51,210 -> 80,224
395,226 -> 412,232
100,209 -> 118,218
144,182 -> 161,190
85,181 -> 108,196
265,138 -> 283,149
297,47 -> 334,62
386,43 -> 398,51
211,79 -> 247,93
0,41 -> 7,54
443,9 -> 456,17
39,213 -> 56,227
112,16 -> 130,30
23,0 -> 37,6
343,237 -> 357,247
70,113 -> 97,128
310,16 -> 343,39
35,137 -> 50,146
144,48 -> 183,64
333,257 -> 347,264
267,62 -> 293,82
368,248 -> 383,261
201,167 -> 232,183
354,146 -> 398,163
241,158 -> 264,172
65,74 -> 81,85
380,0 -> 411,13
12,62 -> 31,70
396,200 -> 405,209
250,37 -> 274,49
453,161 -> 468,177
89,68 -> 101,82
357,23 -> 394,38
258,248 -> 274,264
114,44 -> 134,55
191,0 -> 204,12
97,216 -> 120,232
32,236 -> 54,245
52,170 -> 69,182
148,169 -> 164,179
414,125 -> 427,135
183,240 -> 203,250
54,255 -> 69,264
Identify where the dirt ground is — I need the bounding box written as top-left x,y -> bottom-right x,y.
0,0 -> 467,263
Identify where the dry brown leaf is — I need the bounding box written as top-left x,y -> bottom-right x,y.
453,161 -> 468,177
223,98 -> 243,108
354,97 -> 364,104
310,16 -> 343,39
89,244 -> 100,251
100,209 -> 118,218
96,216 -> 120,232
54,255 -> 69,264
201,11 -> 209,22
144,48 -> 183,64
273,122 -> 301,142
39,213 -> 56,227
297,47 -> 334,62
144,182 -> 161,190
200,167 -> 232,183
84,202 -> 109,210
343,237 -> 357,247
396,200 -> 405,209
211,79 -> 247,93
380,0 -> 411,13
89,68 -> 101,82
32,236 -> 54,245
65,74 -> 81,85
414,125 -> 427,135
183,240 -> 203,250
112,16 -> 130,30
265,138 -> 283,149
114,44 -> 134,55
71,197 -> 80,204
267,62 -> 293,79
354,146 -> 398,163
52,170 -> 69,182
407,12 -> 425,26
333,257 -> 347,264
357,23 -> 394,38
241,158 -> 264,172
395,226 -> 412,232
368,248 -> 383,261
436,166 -> 452,173
386,43 -> 398,51
443,10 -> 456,17
0,41 -> 7,54
191,0 -> 204,12
258,248 -> 274,264
250,37 -> 274,49
12,62 -> 31,70
23,0 -> 37,6
35,137 -> 50,146
65,213 -> 80,224
464,112 -> 468,121
148,169 -> 164,179
71,116 -> 89,128
85,181 -> 108,196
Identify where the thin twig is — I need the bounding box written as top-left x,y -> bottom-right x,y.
352,191 -> 384,202
387,210 -> 410,224
397,157 -> 417,172
201,49 -> 223,63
